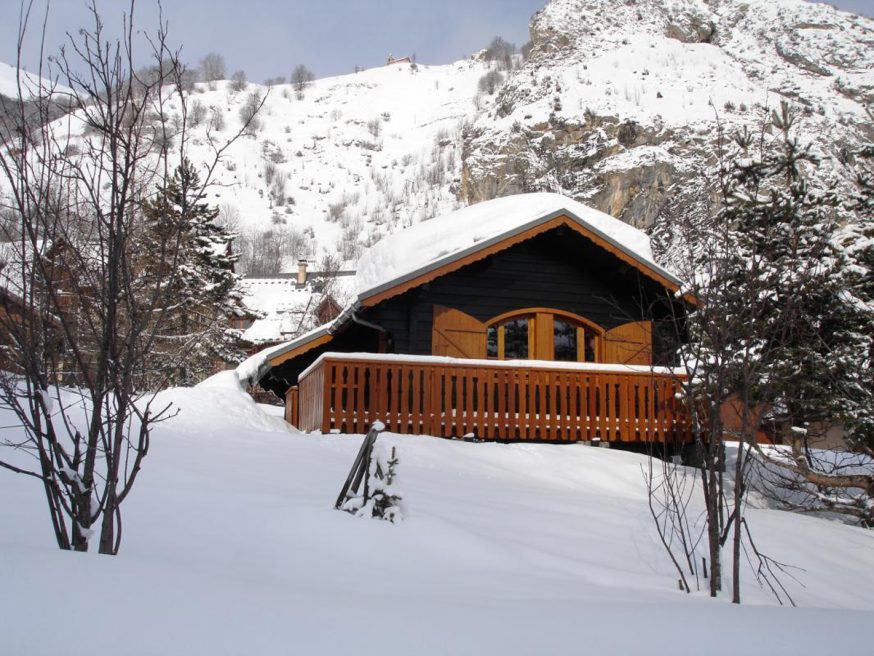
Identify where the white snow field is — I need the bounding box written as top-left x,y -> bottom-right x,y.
1,374 -> 873,655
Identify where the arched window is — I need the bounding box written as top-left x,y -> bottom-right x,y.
485,309 -> 603,362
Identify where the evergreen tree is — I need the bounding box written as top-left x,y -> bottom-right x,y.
834,122 -> 874,453
701,102 -> 871,444
686,101 -> 873,535
141,159 -> 253,386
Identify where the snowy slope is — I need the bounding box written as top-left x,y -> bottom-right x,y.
167,60 -> 487,268
0,61 -> 73,99
0,57 -> 486,271
1,376 -> 873,655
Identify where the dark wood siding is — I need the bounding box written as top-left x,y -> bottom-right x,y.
362,228 -> 676,358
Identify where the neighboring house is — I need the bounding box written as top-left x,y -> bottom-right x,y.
386,54 -> 412,66
0,239 -> 68,373
237,261 -> 354,351
242,193 -> 696,444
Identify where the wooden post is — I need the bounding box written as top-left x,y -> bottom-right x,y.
334,422 -> 385,510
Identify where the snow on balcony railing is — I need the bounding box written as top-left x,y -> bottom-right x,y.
294,352 -> 690,442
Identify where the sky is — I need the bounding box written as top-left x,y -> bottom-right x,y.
2,0 -> 872,82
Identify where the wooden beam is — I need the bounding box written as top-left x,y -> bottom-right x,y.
267,333 -> 334,368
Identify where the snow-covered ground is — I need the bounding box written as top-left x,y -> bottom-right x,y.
2,376 -> 873,655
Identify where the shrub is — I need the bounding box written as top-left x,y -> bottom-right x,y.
188,100 -> 207,127
239,91 -> 262,134
229,69 -> 247,92
478,70 -> 504,95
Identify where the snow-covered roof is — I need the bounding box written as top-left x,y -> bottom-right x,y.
355,192 -> 678,299
239,278 -> 316,344
239,272 -> 355,345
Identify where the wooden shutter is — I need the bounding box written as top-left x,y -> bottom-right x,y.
603,320 -> 652,365
432,305 -> 487,359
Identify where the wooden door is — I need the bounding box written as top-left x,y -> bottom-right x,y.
432,305 -> 487,358
603,321 -> 652,365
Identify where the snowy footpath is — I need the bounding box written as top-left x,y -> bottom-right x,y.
2,374 -> 873,655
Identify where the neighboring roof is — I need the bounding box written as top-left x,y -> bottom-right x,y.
238,272 -> 355,345
238,192 -> 687,382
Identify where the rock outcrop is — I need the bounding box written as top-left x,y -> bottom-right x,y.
461,0 -> 873,261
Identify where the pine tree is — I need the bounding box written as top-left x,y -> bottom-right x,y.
690,102 -> 873,532
705,102 -> 870,443
141,159 -> 253,386
834,117 -> 874,454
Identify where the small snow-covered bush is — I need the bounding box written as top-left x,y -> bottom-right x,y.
188,100 -> 207,127
239,91 -> 263,134
341,443 -> 403,523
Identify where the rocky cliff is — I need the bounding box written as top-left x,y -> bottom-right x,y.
461,0 -> 873,259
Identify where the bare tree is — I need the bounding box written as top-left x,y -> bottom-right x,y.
239,90 -> 263,135
199,52 -> 226,82
0,0 -> 258,554
291,64 -> 314,98
229,69 -> 247,92
483,36 -> 517,70
478,70 -> 504,95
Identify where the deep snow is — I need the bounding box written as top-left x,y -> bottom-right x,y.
1,375 -> 873,655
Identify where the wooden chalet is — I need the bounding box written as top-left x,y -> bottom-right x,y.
244,193 -> 694,445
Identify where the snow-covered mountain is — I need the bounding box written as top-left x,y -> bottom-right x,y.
1,57 -> 487,273
194,0 -> 872,271
2,0 -> 871,274
156,60 -> 489,271
463,0 -> 873,242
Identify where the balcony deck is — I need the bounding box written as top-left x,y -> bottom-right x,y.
288,353 -> 692,443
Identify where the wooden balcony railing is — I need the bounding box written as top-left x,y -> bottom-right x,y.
292,353 -> 692,443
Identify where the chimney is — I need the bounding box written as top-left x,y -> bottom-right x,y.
296,259 -> 308,286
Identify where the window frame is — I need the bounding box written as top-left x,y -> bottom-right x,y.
485,308 -> 604,362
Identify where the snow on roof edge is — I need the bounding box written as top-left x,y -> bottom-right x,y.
234,318 -> 338,385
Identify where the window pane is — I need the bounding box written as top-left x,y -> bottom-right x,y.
487,325 -> 498,358
554,319 -> 577,361
585,333 -> 596,362
503,318 -> 528,359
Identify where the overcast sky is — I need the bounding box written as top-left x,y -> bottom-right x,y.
2,0 -> 872,82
